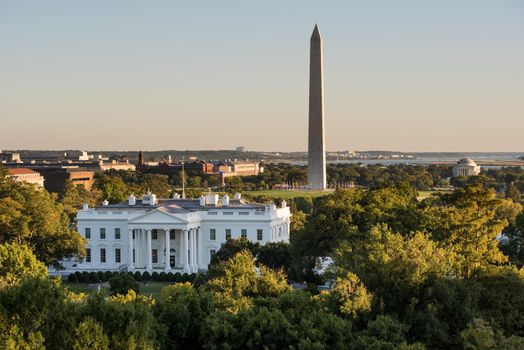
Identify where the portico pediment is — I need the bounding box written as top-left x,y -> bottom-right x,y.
129,209 -> 188,225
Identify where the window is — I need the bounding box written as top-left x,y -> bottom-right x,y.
86,248 -> 91,263
115,248 -> 121,263
210,249 -> 216,261
170,230 -> 176,240
210,228 -> 216,241
100,228 -> 106,239
85,228 -> 91,239
152,249 -> 158,264
257,229 -> 263,241
225,229 -> 231,240
133,249 -> 135,263
100,248 -> 106,263
241,229 -> 247,238
152,230 -> 158,240
115,228 -> 121,240
132,231 -> 135,239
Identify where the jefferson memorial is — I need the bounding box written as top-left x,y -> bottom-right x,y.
68,192 -> 291,273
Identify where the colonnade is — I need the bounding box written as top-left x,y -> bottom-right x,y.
127,227 -> 201,273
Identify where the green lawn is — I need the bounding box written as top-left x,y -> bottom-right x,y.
243,189 -> 334,199
417,190 -> 453,201
63,281 -> 173,299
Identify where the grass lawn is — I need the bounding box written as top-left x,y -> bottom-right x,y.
243,189 -> 334,199
417,190 -> 453,201
140,281 -> 173,298
63,281 -> 174,299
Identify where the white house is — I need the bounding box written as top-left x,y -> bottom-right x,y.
68,192 -> 291,274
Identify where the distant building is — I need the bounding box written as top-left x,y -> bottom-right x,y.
98,160 -> 136,172
452,158 -> 481,177
35,167 -> 95,193
0,151 -> 22,163
6,168 -> 45,187
236,146 -> 246,152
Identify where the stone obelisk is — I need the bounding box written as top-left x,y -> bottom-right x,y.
307,24 -> 327,190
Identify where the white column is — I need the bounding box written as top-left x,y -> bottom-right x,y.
146,229 -> 153,272
128,228 -> 134,271
182,229 -> 189,273
136,229 -> 141,268
164,228 -> 171,272
191,228 -> 197,273
196,227 -> 202,270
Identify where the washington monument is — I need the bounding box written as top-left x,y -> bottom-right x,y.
308,24 -> 327,190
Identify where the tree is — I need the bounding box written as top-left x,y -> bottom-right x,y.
94,174 -> 128,204
73,317 -> 109,350
109,273 -> 139,296
325,272 -> 372,319
0,243 -> 47,287
0,176 -> 85,268
500,213 -> 524,266
154,283 -> 213,348
206,250 -> 290,313
60,181 -> 101,219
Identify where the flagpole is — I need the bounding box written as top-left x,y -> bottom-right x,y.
182,156 -> 186,199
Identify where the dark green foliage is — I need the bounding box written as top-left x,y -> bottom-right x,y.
151,271 -> 159,281
67,273 -> 78,283
109,273 -> 139,296
159,271 -> 167,281
80,271 -> 90,283
134,271 -> 143,282
173,272 -> 182,282
142,271 -> 151,281
182,273 -> 190,283
89,272 -> 100,283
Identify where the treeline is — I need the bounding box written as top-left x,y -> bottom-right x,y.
3,166 -> 524,348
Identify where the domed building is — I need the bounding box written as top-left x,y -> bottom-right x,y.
452,158 -> 481,177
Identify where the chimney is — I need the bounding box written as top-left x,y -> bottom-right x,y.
82,203 -> 89,210
206,194 -> 219,206
199,195 -> 206,206
221,194 -> 230,206
102,200 -> 109,206
234,193 -> 242,200
128,195 -> 136,206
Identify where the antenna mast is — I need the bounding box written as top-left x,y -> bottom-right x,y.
181,156 -> 186,199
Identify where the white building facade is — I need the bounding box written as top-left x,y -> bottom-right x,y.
71,193 -> 291,274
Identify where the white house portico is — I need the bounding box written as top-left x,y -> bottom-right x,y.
68,192 -> 291,274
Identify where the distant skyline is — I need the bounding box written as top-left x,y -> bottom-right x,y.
1,1 -> 523,152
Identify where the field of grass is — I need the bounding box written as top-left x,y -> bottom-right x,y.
63,281 -> 173,299
417,189 -> 453,201
243,189 -> 334,199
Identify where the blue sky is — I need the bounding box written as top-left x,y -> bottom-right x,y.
1,1 -> 523,151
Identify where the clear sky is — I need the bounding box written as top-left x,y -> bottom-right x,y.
1,0 -> 523,152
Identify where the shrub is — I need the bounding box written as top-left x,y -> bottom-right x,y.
134,271 -> 143,282
188,273 -> 197,283
68,273 -> 78,283
182,273 -> 190,283
89,272 -> 100,283
104,271 -> 113,281
109,273 -> 139,295
152,271 -> 159,281
142,271 -> 151,281
80,271 -> 90,283
98,271 -> 106,282
159,272 -> 167,281
167,272 -> 176,282
75,271 -> 82,281
174,272 -> 182,283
